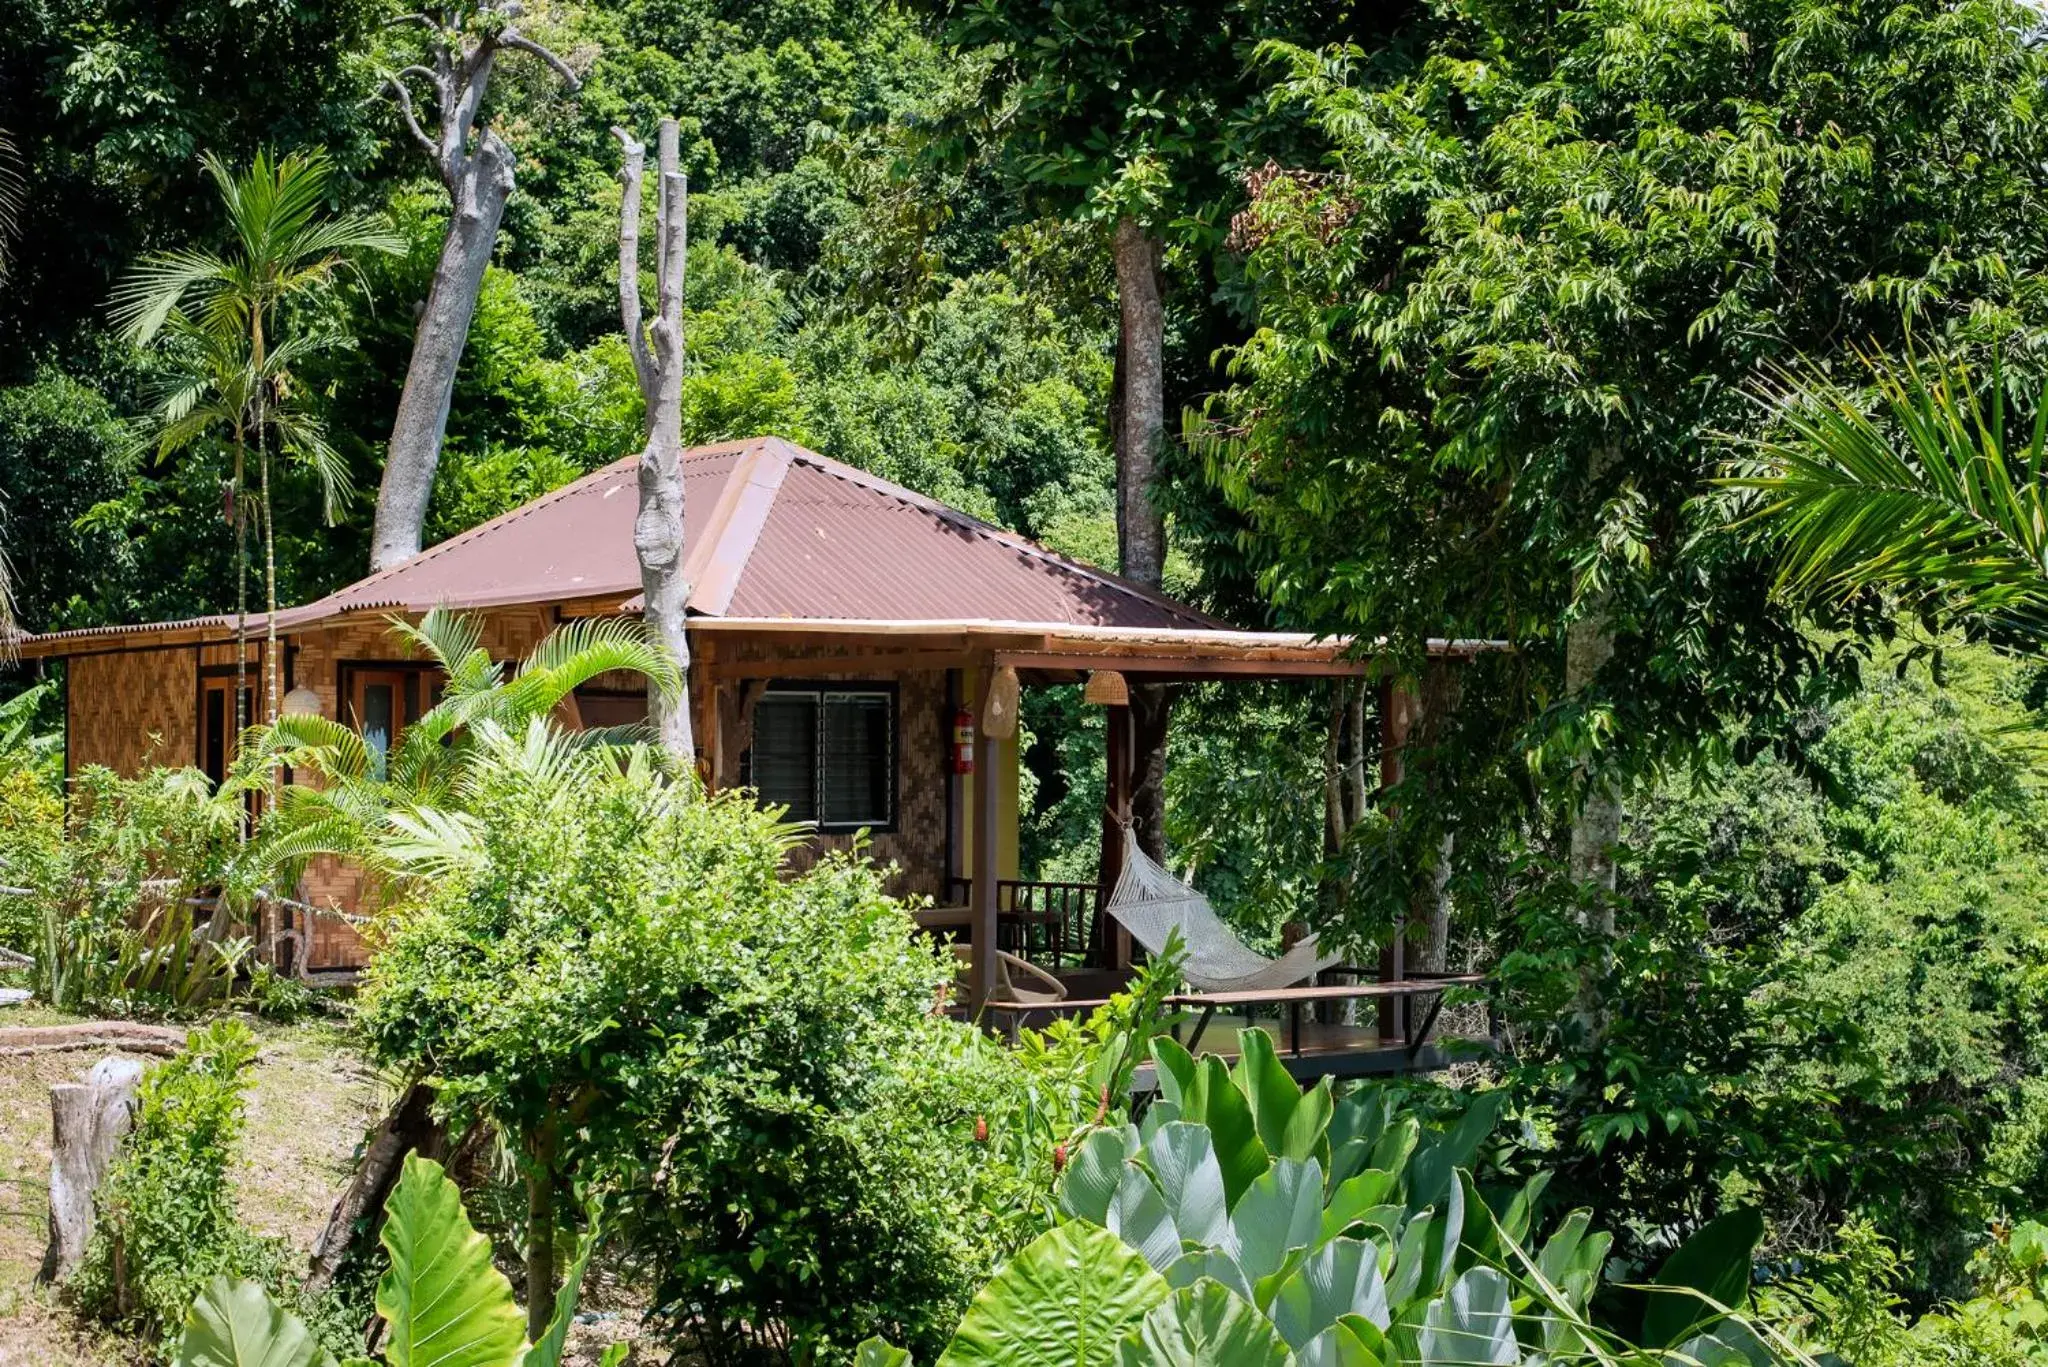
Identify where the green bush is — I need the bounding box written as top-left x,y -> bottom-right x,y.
352,723 -> 1062,1363
26,765 -> 250,1017
70,1019 -> 287,1345
0,766 -> 62,952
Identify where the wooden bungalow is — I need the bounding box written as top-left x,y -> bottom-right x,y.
11,436 -> 1490,1073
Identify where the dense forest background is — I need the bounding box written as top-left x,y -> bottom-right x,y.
11,0 -> 2048,1320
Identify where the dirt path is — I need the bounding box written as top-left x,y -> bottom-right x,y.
0,1010 -> 381,1367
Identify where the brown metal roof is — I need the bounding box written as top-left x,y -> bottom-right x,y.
14,436 -> 1229,655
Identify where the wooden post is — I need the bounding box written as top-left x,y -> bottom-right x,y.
970,668 -> 1002,1014
1377,680 -> 1414,1042
1100,703 -> 1134,970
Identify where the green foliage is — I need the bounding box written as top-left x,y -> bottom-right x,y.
172,1154 -> 614,1367
347,716 -> 1033,1361
1499,642 -> 2048,1299
1734,344 -> 2048,635
25,764 -> 249,1016
73,1020 -> 287,1346
878,1037 -> 1783,1364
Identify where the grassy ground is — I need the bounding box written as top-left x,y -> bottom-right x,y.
0,1009 -> 382,1367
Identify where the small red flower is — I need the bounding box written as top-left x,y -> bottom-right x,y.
1052,1143 -> 1068,1173
974,1115 -> 989,1144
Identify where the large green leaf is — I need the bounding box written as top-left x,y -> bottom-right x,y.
1415,1267 -> 1518,1366
1233,1029 -> 1314,1162
1406,1093 -> 1502,1215
1297,1320 -> 1384,1367
1115,1280 -> 1292,1367
937,1221 -> 1169,1367
1151,1037 -> 1199,1110
1230,1157 -> 1325,1287
1190,1056 -> 1269,1208
1109,1163 -> 1183,1273
1321,1170 -> 1400,1247
1270,1237 -> 1391,1347
855,1339 -> 912,1367
1062,1128 -> 1133,1225
1144,1122 -> 1231,1249
378,1154 -> 530,1367
1168,1248 -> 1256,1304
1642,1208 -> 1764,1348
173,1276 -> 337,1367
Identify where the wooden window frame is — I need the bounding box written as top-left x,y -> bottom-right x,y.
335,660 -> 444,755
744,680 -> 899,834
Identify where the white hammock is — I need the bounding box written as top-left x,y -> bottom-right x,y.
1104,831 -> 1342,993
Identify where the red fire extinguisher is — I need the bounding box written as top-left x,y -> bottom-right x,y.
952,707 -> 976,774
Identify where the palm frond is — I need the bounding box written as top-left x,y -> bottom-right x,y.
504,616 -> 681,719
109,249 -> 233,343
1730,344 -> 2048,630
388,607 -> 488,678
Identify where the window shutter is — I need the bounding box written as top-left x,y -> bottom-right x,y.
751,694 -> 818,821
820,692 -> 892,827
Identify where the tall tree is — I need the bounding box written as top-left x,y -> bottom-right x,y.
614,117 -> 695,763
917,0 -> 1368,856
1198,0 -> 2048,972
368,2 -> 579,573
114,150 -> 400,736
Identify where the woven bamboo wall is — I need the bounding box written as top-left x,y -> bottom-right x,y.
66,647 -> 197,776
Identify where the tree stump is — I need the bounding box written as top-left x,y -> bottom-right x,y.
40,1056 -> 146,1284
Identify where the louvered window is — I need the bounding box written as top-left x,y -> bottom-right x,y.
746,685 -> 895,830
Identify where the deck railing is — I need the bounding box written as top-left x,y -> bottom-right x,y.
946,877 -> 1107,969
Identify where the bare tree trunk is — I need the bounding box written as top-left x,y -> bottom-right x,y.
616,119 -> 695,763
368,7 -> 579,573
1114,216 -> 1170,858
370,155 -> 510,570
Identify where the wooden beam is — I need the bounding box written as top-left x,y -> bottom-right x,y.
705,648 -> 982,681
1377,680 -> 1415,1040
995,651 -> 1374,678
970,666 -> 1002,1014
1101,703 -> 1133,971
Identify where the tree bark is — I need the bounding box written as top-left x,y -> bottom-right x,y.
1565,593 -> 1619,915
368,8 -> 578,573
616,118 -> 695,763
1113,216 -> 1170,858
304,1080 -> 445,1297
40,1057 -> 145,1284
524,1121 -> 558,1342
370,146 -> 512,571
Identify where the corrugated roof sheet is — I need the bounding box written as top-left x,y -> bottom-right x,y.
20,436 -> 1226,651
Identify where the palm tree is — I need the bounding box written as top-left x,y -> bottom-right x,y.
112,148 -> 402,741
233,608 -> 681,898
1734,344 -> 2048,639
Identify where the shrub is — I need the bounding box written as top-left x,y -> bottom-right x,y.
70,1019 -> 287,1345
353,723 -> 1058,1362
0,765 -> 61,952
27,764 -> 248,1016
